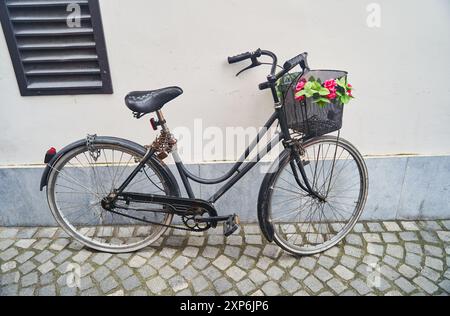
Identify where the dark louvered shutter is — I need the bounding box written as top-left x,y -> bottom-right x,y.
0,0 -> 113,96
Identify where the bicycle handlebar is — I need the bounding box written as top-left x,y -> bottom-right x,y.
283,53 -> 309,72
228,50 -> 259,64
227,48 -> 309,91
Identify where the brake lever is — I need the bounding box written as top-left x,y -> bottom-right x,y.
236,56 -> 261,77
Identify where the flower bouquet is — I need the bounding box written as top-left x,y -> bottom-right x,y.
294,77 -> 354,108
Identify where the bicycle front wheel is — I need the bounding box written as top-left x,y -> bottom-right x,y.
46,138 -> 179,253
266,136 -> 369,256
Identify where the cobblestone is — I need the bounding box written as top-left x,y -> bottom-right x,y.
192,275 -> 209,292
304,275 -> 323,293
0,228 -> 19,239
146,276 -> 167,294
290,266 -> 309,280
170,256 -> 190,270
37,261 -> 55,275
237,279 -> 256,295
413,276 -> 439,294
115,266 -> 134,281
334,265 -> 355,280
226,266 -> 246,282
314,267 -> 333,282
382,233 -> 399,243
92,253 -> 113,265
267,266 -> 284,280
15,239 -> 36,249
281,278 -> 301,294
350,278 -> 371,295
159,265 -> 176,279
224,246 -> 241,259
262,281 -> 282,296
0,248 -> 19,261
123,275 -> 141,291
0,220 -> 448,296
214,277 -> 232,294
395,277 -> 416,294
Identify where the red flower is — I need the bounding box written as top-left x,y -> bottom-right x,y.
324,79 -> 337,90
327,92 -> 337,100
347,83 -> 353,90
295,95 -> 305,101
347,90 -> 353,97
295,79 -> 307,92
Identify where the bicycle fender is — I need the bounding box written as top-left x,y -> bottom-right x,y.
257,186 -> 275,242
257,149 -> 291,243
40,139 -> 86,191
40,137 -> 180,198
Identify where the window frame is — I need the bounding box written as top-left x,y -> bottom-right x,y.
0,0 -> 113,96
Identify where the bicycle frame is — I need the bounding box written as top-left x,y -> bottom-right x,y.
173,112 -> 281,202
114,50 -> 324,209
115,104 -> 321,208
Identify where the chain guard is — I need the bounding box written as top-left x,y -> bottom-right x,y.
110,205 -> 212,232
111,192 -> 218,232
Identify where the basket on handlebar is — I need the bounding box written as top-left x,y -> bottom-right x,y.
278,70 -> 348,138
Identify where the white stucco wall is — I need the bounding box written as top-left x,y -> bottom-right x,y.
1,0 -> 449,165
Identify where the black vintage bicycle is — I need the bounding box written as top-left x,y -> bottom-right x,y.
40,49 -> 368,256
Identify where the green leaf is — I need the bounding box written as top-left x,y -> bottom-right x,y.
295,90 -> 306,98
336,78 -> 347,88
319,87 -> 330,96
314,97 -> 330,108
312,82 -> 322,90
340,94 -> 351,104
304,82 -> 314,90
305,90 -> 315,98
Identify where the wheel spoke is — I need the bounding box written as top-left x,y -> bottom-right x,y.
48,143 -> 173,252
268,138 -> 367,255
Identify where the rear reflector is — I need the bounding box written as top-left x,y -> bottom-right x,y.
44,147 -> 57,164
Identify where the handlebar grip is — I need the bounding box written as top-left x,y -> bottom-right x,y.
228,52 -> 252,64
283,52 -> 309,71
259,82 -> 270,91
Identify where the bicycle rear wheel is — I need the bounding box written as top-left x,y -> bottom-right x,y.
265,136 -> 368,256
46,138 -> 179,253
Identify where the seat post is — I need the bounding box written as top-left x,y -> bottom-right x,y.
156,110 -> 170,132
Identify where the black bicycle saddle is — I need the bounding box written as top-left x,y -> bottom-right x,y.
125,87 -> 183,115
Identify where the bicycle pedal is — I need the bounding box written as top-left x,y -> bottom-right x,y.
223,214 -> 240,237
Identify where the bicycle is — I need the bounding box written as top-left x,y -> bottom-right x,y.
40,49 -> 369,256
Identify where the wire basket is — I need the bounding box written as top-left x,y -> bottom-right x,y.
279,70 -> 348,138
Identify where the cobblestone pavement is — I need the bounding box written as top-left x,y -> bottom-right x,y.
1,220 -> 449,296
